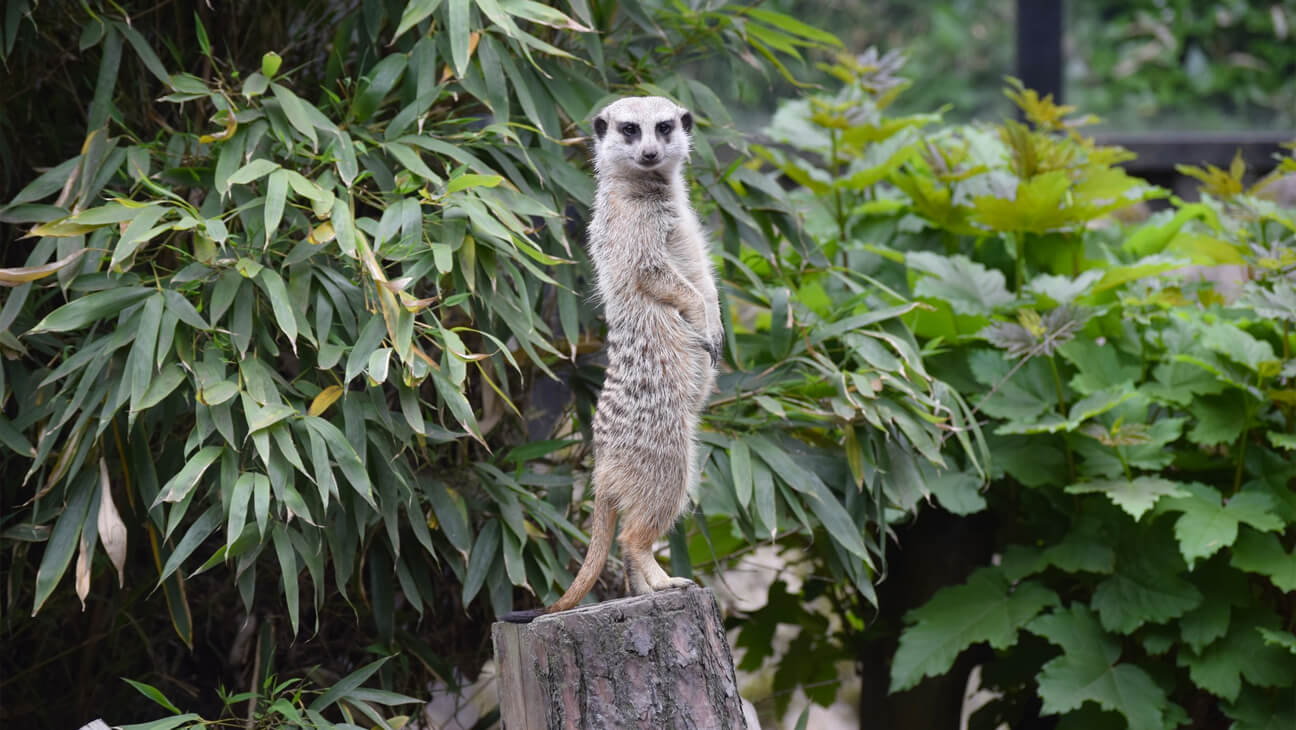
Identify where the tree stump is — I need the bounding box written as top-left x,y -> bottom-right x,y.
492,586 -> 748,730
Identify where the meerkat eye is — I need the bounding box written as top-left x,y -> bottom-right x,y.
656,121 -> 673,136
620,122 -> 640,137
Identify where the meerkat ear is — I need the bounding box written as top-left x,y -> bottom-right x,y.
593,116 -> 608,140
680,111 -> 693,133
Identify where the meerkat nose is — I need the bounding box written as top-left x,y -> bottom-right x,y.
641,150 -> 659,162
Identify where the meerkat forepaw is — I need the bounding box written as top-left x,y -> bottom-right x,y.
704,338 -> 722,366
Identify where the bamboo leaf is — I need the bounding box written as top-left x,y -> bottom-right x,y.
154,446 -> 224,505
32,474 -> 94,616
27,287 -> 153,334
157,507 -> 220,584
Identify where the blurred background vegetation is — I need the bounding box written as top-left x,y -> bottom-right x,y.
3,1 -> 1295,730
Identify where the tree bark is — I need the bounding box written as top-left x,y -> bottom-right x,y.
492,586 -> 747,730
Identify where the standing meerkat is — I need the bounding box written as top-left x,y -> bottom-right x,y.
503,96 -> 722,622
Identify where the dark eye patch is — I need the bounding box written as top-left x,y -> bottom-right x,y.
620,122 -> 640,138
656,121 -> 673,136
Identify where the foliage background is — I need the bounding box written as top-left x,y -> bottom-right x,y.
4,1 -> 1296,729
0,1 -> 966,728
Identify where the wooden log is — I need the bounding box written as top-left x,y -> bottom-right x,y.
492,586 -> 748,730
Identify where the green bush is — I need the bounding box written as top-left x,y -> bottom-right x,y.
0,1 -> 968,726
758,57 -> 1296,727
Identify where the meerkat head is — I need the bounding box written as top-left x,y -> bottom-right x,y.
591,96 -> 693,177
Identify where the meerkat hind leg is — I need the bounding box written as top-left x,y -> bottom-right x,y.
619,518 -> 693,595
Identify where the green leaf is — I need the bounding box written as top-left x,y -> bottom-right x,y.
256,268 -> 298,351
227,473 -> 253,551
122,678 -> 183,714
227,158 -> 280,186
1179,610 -> 1296,702
1091,549 -> 1202,634
748,435 -> 871,563
1257,628 -> 1296,656
446,173 -> 503,194
308,656 -> 392,712
154,445 -> 224,505
117,716 -> 203,730
393,0 -> 444,40
1028,604 -> 1174,730
110,204 -> 169,268
1230,528 -> 1296,592
32,475 -> 94,616
462,518 -> 500,605
730,439 -> 753,509
890,566 -> 1058,692
263,169 -> 288,244
1199,322 -> 1278,373
157,507 -> 220,583
270,83 -> 318,148
449,0 -> 470,78
27,287 -> 154,333
303,416 -> 374,507
260,51 -> 282,78
907,252 -> 1013,316
1065,477 -> 1187,521
1161,484 -> 1283,567
114,20 -> 170,84
271,525 -> 299,636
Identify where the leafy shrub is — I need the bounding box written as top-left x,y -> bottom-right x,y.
0,1 -> 968,726
1068,0 -> 1296,129
762,61 -> 1296,727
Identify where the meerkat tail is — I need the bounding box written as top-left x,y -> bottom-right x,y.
499,491 -> 617,624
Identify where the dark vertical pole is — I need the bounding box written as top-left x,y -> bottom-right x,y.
1016,0 -> 1064,102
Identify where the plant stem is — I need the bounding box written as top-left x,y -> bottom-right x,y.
1048,355 -> 1076,481
1233,422 -> 1250,494
830,128 -> 847,253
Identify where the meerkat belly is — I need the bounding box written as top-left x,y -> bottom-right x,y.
594,311 -> 707,443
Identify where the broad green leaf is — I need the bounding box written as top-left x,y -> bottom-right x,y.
226,158 -> 280,186
32,475 -> 94,616
157,507 -> 220,583
1161,485 -> 1282,567
263,169 -> 288,244
122,678 -> 183,714
1065,477 -> 1188,521
730,439 -> 753,509
393,0 -> 444,40
462,519 -> 500,605
1091,550 -> 1202,634
447,173 -> 504,194
1028,604 -> 1175,730
308,656 -> 393,712
891,566 -> 1058,692
256,268 -> 298,350
1230,528 -> 1296,592
271,525 -> 299,635
303,416 -> 374,506
448,0 -> 471,78
748,435 -> 870,563
116,717 -> 203,730
128,293 -> 163,418
154,445 -> 224,505
1199,322 -> 1278,374
270,82 -> 318,147
907,252 -> 1013,316
28,287 -> 153,333
227,473 -> 253,551
1179,610 -> 1296,703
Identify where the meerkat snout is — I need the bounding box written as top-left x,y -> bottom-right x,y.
592,96 -> 695,175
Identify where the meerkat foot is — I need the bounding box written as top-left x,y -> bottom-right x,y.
637,555 -> 694,591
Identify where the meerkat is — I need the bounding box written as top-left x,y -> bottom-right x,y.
502,96 -> 722,622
